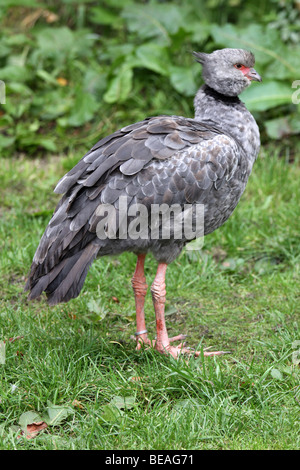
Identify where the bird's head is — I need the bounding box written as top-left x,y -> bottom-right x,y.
193,48 -> 262,97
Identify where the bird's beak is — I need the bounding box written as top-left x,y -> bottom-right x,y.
246,67 -> 262,82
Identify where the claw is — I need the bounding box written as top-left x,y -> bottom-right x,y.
193,349 -> 231,357
169,334 -> 188,343
161,344 -> 231,359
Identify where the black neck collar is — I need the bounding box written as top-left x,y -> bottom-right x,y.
202,85 -> 241,105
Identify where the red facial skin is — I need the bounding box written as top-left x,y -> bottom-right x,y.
235,64 -> 250,76
235,64 -> 261,82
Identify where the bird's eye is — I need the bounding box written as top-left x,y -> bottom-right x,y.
234,64 -> 243,69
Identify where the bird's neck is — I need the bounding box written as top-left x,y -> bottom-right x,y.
200,85 -> 241,105
193,84 -> 260,160
194,85 -> 243,123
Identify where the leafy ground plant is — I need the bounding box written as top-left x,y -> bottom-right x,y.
0,0 -> 299,157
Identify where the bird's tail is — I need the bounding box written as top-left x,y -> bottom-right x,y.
25,242 -> 99,305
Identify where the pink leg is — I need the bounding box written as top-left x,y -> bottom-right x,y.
151,263 -> 186,356
150,263 -> 170,353
131,257 -> 184,351
131,254 -> 152,349
151,263 -> 229,359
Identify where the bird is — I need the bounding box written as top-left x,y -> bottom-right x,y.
25,48 -> 262,359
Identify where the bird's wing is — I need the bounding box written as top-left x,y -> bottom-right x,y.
54,115 -> 225,195
99,133 -> 240,207
31,116 -> 240,263
25,116 -> 240,304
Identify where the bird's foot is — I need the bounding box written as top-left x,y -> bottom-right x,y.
133,333 -> 187,352
156,343 -> 231,359
132,332 -> 230,359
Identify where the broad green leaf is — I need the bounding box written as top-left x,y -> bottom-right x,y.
122,4 -> 184,45
18,133 -> 57,152
270,368 -> 283,380
110,396 -> 135,410
5,33 -> 29,47
35,138 -> 57,152
33,89 -> 73,121
122,5 -> 169,44
188,21 -> 212,44
101,404 -> 122,423
0,135 -> 15,149
266,46 -> 300,80
104,66 -> 133,103
89,6 -> 123,26
44,401 -> 74,426
101,396 -> 135,423
67,89 -> 99,126
0,65 -> 32,82
35,27 -> 74,55
87,298 -> 107,321
6,82 -> 32,97
265,114 -> 300,139
100,43 -> 135,63
241,81 -> 293,112
83,68 -> 107,96
33,27 -> 97,65
0,42 -> 11,59
135,44 -> 169,76
169,66 -> 198,96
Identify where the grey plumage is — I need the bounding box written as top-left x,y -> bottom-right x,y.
25,48 -> 261,305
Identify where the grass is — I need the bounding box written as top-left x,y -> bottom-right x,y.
0,147 -> 299,450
